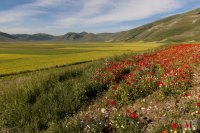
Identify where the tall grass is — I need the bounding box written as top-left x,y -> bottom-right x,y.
0,60 -> 110,132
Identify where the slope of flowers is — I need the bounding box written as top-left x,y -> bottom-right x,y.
94,44 -> 200,101
66,44 -> 200,132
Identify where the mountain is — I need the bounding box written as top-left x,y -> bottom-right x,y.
112,8 -> 200,42
58,32 -> 116,42
0,32 -> 17,41
13,33 -> 55,41
1,8 -> 200,42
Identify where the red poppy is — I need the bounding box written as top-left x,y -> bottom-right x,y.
157,81 -> 164,87
198,95 -> 200,99
162,131 -> 168,133
131,113 -> 137,119
126,109 -> 130,114
171,123 -> 178,129
184,93 -> 189,97
197,102 -> 200,107
184,122 -> 190,128
110,99 -> 115,105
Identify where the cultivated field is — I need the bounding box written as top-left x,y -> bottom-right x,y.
0,42 -> 160,76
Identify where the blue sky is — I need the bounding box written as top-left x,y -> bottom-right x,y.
0,0 -> 200,35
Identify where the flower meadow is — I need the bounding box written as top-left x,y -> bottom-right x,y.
65,44 -> 200,132
94,44 -> 200,97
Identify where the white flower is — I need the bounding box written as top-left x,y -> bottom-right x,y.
101,108 -> 106,113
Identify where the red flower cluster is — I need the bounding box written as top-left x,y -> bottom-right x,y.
94,44 -> 200,100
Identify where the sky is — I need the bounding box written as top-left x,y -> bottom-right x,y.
0,0 -> 200,35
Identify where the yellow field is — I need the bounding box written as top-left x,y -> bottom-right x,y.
0,42 -> 161,75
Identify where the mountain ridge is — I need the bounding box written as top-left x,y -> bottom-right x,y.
1,8 -> 200,42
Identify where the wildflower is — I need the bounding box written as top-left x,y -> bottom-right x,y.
131,113 -> 137,119
184,93 -> 189,97
162,130 -> 168,133
157,81 -> 164,87
101,108 -> 106,113
184,122 -> 190,129
198,95 -> 200,99
109,99 -> 115,105
126,109 -> 130,114
171,123 -> 178,129
197,102 -> 200,107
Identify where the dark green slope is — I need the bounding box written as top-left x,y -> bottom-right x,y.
113,8 -> 200,42
13,33 -> 55,41
58,32 -> 115,42
0,32 -> 17,41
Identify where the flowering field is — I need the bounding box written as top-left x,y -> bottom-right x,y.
1,44 -> 200,132
66,44 -> 200,132
95,44 -> 200,97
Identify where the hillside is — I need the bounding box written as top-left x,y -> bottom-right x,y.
1,8 -> 200,42
113,8 -> 200,42
58,32 -> 114,42
0,32 -> 16,41
13,33 -> 55,41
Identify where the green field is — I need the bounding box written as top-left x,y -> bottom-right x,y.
0,42 -> 160,76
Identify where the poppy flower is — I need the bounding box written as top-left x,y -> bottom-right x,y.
184,93 -> 189,97
131,113 -> 137,119
162,131 -> 168,133
126,109 -> 130,114
184,122 -> 190,128
171,123 -> 178,129
197,102 -> 200,107
157,81 -> 164,87
109,99 -> 115,105
198,95 -> 200,99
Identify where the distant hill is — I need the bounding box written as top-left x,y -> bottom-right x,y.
112,8 -> 200,42
13,33 -> 55,41
0,32 -> 16,41
1,8 -> 200,42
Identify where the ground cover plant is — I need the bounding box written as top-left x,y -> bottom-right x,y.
0,42 -> 160,76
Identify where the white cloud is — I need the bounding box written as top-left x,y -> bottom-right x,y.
0,0 -> 190,34
59,0 -> 181,26
0,0 -> 68,24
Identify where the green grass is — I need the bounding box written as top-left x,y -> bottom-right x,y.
0,58 -> 108,132
0,42 -> 160,76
